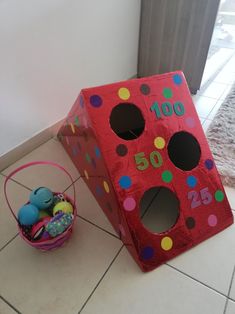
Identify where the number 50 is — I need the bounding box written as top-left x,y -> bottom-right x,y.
134,151 -> 163,171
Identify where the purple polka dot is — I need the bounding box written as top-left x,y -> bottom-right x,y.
123,197 -> 136,211
185,117 -> 195,128
205,159 -> 214,170
79,95 -> 84,108
91,158 -> 96,169
90,95 -> 102,108
141,246 -> 154,260
208,214 -> 217,227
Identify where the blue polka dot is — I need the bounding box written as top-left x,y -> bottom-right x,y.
72,146 -> 78,156
187,176 -> 197,188
119,176 -> 132,189
173,74 -> 183,85
90,95 -> 102,108
141,246 -> 154,260
95,146 -> 101,158
96,186 -> 103,196
205,159 -> 214,170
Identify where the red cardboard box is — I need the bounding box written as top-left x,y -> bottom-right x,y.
58,71 -> 233,271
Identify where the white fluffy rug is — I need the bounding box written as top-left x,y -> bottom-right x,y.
206,83 -> 235,188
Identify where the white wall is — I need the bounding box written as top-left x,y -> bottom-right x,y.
0,0 -> 141,156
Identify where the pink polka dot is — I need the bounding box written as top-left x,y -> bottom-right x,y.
123,197 -> 136,211
119,224 -> 126,237
208,214 -> 217,227
185,117 -> 195,128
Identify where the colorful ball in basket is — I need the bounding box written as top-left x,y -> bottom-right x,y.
4,160 -> 77,251
30,216 -> 51,241
30,187 -> 54,210
18,204 -> 39,226
53,201 -> 73,216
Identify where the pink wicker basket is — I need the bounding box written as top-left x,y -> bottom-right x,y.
4,161 -> 77,251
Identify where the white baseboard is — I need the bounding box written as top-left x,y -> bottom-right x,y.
0,118 -> 64,172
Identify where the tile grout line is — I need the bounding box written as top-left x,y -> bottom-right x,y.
0,233 -> 19,252
0,295 -> 22,314
223,264 -> 235,314
78,245 -> 124,314
77,215 -> 120,239
166,263 -> 229,299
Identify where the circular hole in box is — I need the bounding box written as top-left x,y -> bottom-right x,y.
110,103 -> 145,140
168,131 -> 201,171
140,187 -> 180,233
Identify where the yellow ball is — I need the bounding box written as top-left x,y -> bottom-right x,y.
53,201 -> 73,216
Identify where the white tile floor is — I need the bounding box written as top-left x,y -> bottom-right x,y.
0,56 -> 235,313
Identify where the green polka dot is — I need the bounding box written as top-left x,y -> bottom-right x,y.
215,190 -> 224,202
162,170 -> 173,183
163,88 -> 172,99
86,153 -> 91,163
74,116 -> 80,126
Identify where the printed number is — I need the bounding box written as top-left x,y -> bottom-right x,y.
151,101 -> 185,119
134,152 -> 149,171
134,151 -> 163,171
188,187 -> 212,209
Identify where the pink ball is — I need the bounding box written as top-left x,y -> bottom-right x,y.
30,216 -> 51,242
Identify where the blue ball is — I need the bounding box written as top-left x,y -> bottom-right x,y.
30,187 -> 54,210
18,204 -> 39,226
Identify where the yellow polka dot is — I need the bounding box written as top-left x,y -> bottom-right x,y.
70,123 -> 75,134
161,237 -> 173,251
154,137 -> 165,149
84,170 -> 89,180
103,181 -> 110,193
118,87 -> 130,100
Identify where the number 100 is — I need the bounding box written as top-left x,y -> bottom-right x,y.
151,101 -> 185,118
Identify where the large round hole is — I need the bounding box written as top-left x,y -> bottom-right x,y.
140,187 -> 180,233
168,131 -> 201,171
110,103 -> 145,140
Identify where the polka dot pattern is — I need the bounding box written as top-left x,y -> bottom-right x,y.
185,117 -> 195,128
90,95 -> 102,108
141,246 -> 154,260
140,84 -> 150,95
123,197 -> 136,211
208,214 -> 217,227
103,181 -> 110,193
187,176 -> 197,188
161,237 -> 173,251
154,137 -> 165,149
79,95 -> 84,108
96,186 -> 103,197
173,74 -> 183,85
119,176 -> 132,189
162,170 -> 173,183
118,87 -> 130,100
116,144 -> 128,157
84,170 -> 89,180
119,224 -> 126,237
186,217 -> 195,229
215,190 -> 224,202
205,159 -> 214,170
163,88 -> 172,99
85,153 -> 91,163
95,146 -> 101,158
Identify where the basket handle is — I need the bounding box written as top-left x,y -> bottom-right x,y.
4,161 -> 76,222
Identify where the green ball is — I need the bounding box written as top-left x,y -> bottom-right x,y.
53,201 -> 73,216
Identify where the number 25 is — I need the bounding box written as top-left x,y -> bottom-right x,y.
188,187 -> 212,209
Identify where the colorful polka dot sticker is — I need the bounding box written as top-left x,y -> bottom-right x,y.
119,176 -> 132,189
95,146 -> 101,158
187,175 -> 197,188
74,116 -> 80,127
154,137 -> 165,149
65,136 -> 70,145
215,190 -> 224,202
205,159 -> 214,170
161,237 -> 173,251
84,170 -> 89,180
141,246 -> 154,260
116,144 -> 128,157
173,74 -> 183,85
96,186 -> 103,197
79,95 -> 84,108
72,146 -> 78,156
123,197 -> 136,211
103,181 -> 110,193
70,123 -> 75,134
163,88 -> 172,99
118,87 -> 130,100
90,95 -> 102,108
85,153 -> 91,163
140,84 -> 150,95
162,170 -> 173,183
186,217 -> 196,229
208,214 -> 217,227
185,117 -> 195,128
91,158 -> 96,169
